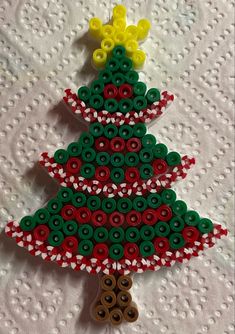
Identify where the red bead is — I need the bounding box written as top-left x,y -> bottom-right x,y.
103,84 -> 118,99
109,211 -> 125,227
76,207 -> 91,224
118,84 -> 133,99
126,210 -> 142,226
154,237 -> 170,253
156,205 -> 172,221
124,243 -> 139,260
110,137 -> 125,152
66,158 -> 81,174
182,226 -> 200,243
33,225 -> 50,241
93,243 -> 109,260
142,209 -> 157,225
153,159 -> 168,174
125,167 -> 140,182
126,138 -> 141,152
62,236 -> 78,253
95,166 -> 110,182
91,210 -> 107,226
61,205 -> 76,220
95,137 -> 110,151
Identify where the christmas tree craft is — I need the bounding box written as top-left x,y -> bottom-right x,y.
5,5 -> 227,326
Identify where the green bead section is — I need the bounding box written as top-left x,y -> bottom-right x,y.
110,153 -> 125,167
119,57 -> 132,72
80,163 -> 95,178
48,231 -> 64,246
72,192 -> 86,208
87,196 -> 101,211
57,187 -> 73,203
117,198 -> 132,213
140,225 -> 155,241
172,200 -> 188,216
125,70 -> 139,84
125,227 -> 140,243
54,149 -> 69,164
47,199 -> 62,214
104,98 -> 119,113
161,189 -> 176,205
142,134 -> 156,148
146,88 -> 161,103
62,220 -> 78,235
169,216 -> 185,232
102,198 -> 116,213
133,197 -> 147,212
125,152 -> 139,166
89,122 -> 104,137
109,227 -> 125,243
166,152 -> 181,166
67,142 -> 82,157
139,241 -> 155,256
49,215 -> 64,231
106,57 -> 120,72
119,125 -> 133,140
81,148 -> 96,162
96,152 -> 110,166
140,164 -> 153,179
198,218 -> 213,233
79,133 -> 94,148
169,233 -> 185,249
109,244 -> 124,260
133,82 -> 147,96
133,123 -> 146,137
78,86 -> 90,102
110,168 -> 125,183
104,124 -> 118,139
94,227 -> 109,243
139,148 -> 154,163
89,94 -> 104,110
147,193 -> 162,209
184,210 -> 200,226
155,221 -> 171,237
153,143 -> 168,159
20,216 -> 36,231
133,96 -> 147,111
112,45 -> 126,59
112,73 -> 125,87
98,69 -> 112,83
119,98 -> 133,114
90,80 -> 104,95
78,224 -> 94,239
78,240 -> 93,256
34,208 -> 50,224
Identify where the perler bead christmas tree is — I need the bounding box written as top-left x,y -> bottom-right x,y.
5,5 -> 228,326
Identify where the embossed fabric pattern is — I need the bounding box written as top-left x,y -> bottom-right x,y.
0,1 -> 234,334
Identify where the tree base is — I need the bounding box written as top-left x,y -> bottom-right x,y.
92,273 -> 138,325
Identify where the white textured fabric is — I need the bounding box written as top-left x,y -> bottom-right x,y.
0,1 -> 234,333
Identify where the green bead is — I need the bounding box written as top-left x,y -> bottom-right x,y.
184,211 -> 200,226
89,94 -> 104,110
104,98 -> 119,113
125,70 -> 139,84
78,224 -> 94,239
110,168 -> 125,183
161,189 -> 176,205
98,69 -> 112,83
112,45 -> 126,59
133,123 -> 146,137
78,240 -> 93,256
47,198 -> 62,214
139,148 -> 154,163
109,244 -> 124,260
106,57 -> 120,72
90,79 -> 104,95
142,134 -> 156,148
48,231 -> 64,246
119,125 -> 133,139
79,132 -> 94,148
139,241 -> 155,257
147,193 -> 162,209
172,200 -> 188,216
169,233 -> 185,249
109,227 -> 125,243
198,218 -> 213,233
133,197 -> 147,212
72,192 -> 87,207
125,152 -> 139,166
140,164 -> 153,179
67,142 -> 82,157
125,227 -> 140,243
140,225 -> 155,241
96,152 -> 110,166
146,88 -> 161,103
169,216 -> 185,232
89,122 -> 104,137
117,198 -> 132,213
94,227 -> 109,242
153,143 -> 168,159
155,221 -> 171,237
87,196 -> 101,211
57,187 -> 73,203
110,153 -> 124,167
20,216 -> 36,231
77,86 -> 90,102
112,73 -> 125,87
133,96 -> 147,111
34,208 -> 50,224
80,163 -> 95,178
81,148 -> 96,162
133,82 -> 147,96
62,220 -> 78,235
102,198 -> 116,213
119,98 -> 133,114
49,215 -> 64,231
54,149 -> 69,164
104,124 -> 118,139
166,152 -> 181,166
119,57 -> 132,72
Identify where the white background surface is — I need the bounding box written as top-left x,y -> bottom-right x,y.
0,0 -> 234,333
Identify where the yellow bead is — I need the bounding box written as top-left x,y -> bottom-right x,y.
113,18 -> 126,31
89,17 -> 102,38
137,19 -> 151,41
101,38 -> 115,53
92,48 -> 107,68
125,25 -> 138,40
101,25 -> 115,39
113,5 -> 126,19
113,31 -> 126,45
132,49 -> 146,69
125,39 -> 139,56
